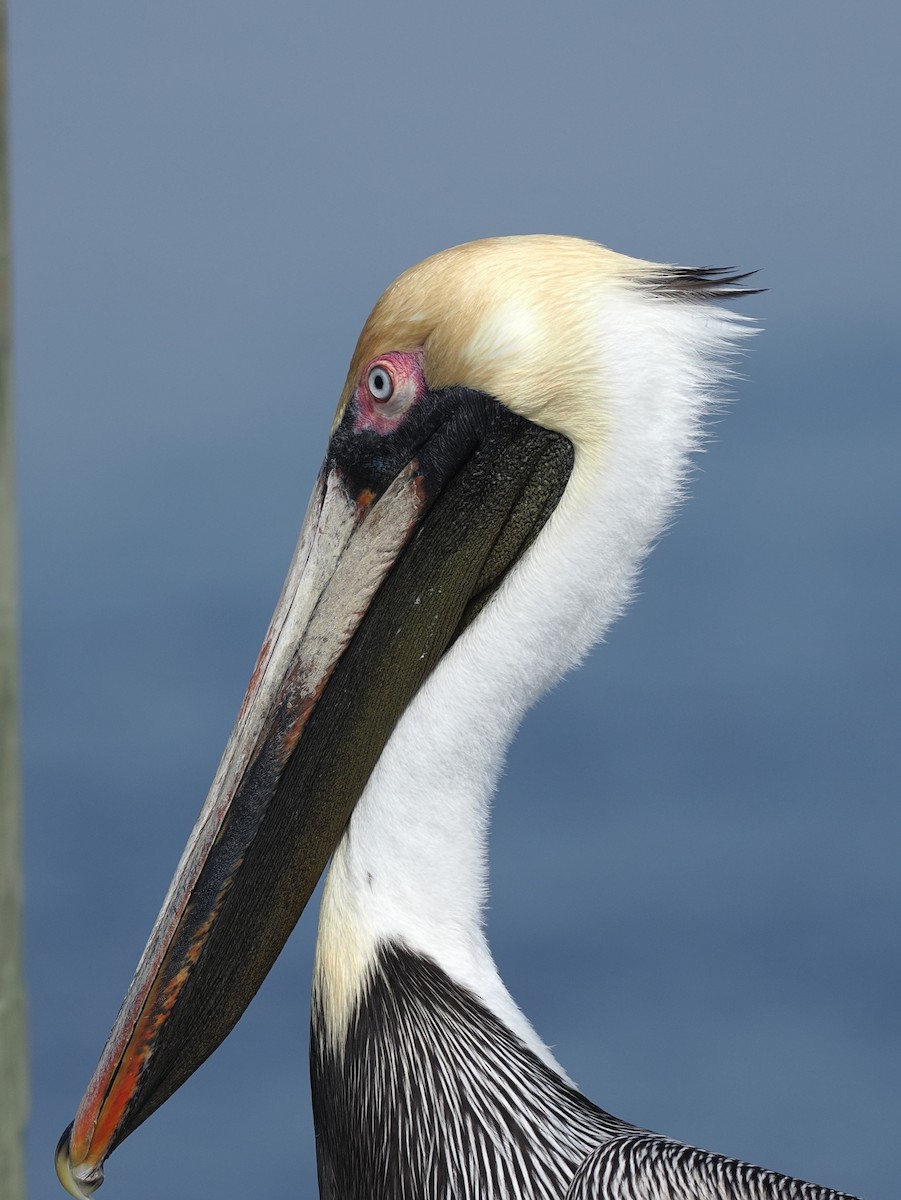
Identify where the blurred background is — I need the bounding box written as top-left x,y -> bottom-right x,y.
10,2 -> 900,1197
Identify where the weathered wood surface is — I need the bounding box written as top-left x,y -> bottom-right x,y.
0,0 -> 27,1193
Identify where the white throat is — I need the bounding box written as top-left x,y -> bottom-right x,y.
313,288 -> 748,1064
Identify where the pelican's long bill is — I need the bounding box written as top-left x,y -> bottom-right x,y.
57,351 -> 574,1196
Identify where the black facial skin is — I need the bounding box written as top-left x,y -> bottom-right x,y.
328,382 -> 523,505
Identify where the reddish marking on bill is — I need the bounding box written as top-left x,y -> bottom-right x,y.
276,692 -> 319,767
239,634 -> 273,719
355,488 -> 376,522
69,867 -> 241,1171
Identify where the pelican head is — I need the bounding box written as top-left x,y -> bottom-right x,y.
56,236 -> 754,1197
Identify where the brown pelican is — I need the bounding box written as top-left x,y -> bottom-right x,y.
56,236 -> 859,1199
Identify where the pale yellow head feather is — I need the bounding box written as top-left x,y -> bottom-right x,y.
335,235 -> 662,452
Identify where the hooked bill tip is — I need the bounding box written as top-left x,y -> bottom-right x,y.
56,1124 -> 104,1199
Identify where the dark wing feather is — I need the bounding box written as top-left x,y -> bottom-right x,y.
564,1133 -> 861,1200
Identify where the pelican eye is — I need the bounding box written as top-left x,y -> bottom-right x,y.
367,365 -> 394,403
356,352 -> 420,426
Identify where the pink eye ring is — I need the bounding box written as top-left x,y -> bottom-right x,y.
354,350 -> 423,433
367,364 -> 394,403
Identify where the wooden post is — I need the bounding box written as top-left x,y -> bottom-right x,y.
0,0 -> 27,1193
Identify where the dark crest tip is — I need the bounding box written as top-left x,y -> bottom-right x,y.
648,266 -> 765,301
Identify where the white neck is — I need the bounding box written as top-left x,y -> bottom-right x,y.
313,290 -> 748,1063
